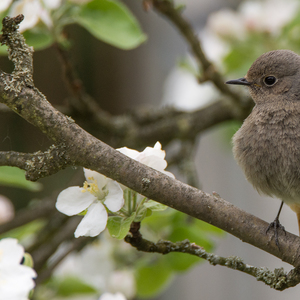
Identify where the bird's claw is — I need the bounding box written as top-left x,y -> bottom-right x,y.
266,218 -> 286,248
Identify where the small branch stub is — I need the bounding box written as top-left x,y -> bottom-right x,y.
1,14 -> 34,92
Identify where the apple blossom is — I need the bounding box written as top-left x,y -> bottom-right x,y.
42,0 -> 61,10
0,0 -> 12,12
207,0 -> 299,39
240,0 -> 299,34
56,169 -> 124,238
117,142 -> 174,178
0,195 -> 14,224
0,238 -> 36,300
54,233 -> 135,297
107,270 -> 136,299
9,0 -> 53,32
99,292 -> 127,300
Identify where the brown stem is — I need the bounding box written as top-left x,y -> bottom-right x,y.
125,236 -> 300,290
152,0 -> 252,116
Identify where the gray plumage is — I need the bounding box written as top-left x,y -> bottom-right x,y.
227,50 -> 300,233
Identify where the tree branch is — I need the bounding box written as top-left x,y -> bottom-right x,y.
151,0 -> 253,118
0,145 -> 71,180
51,12 -> 237,148
1,15 -> 300,283
0,197 -> 56,235
125,236 -> 300,290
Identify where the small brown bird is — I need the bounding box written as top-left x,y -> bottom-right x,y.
226,50 -> 300,244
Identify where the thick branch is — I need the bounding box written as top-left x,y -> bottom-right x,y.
1,80 -> 299,268
0,15 -> 300,268
1,16 -> 300,276
52,11 -> 238,148
0,145 -> 71,180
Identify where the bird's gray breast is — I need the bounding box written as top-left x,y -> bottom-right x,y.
232,105 -> 300,204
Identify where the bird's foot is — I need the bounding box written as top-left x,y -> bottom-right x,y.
266,218 -> 286,248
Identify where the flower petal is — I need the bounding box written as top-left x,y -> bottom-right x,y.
153,141 -> 162,149
74,202 -> 108,238
0,0 -> 12,12
117,147 -> 140,160
56,186 -> 96,216
9,0 -> 42,32
99,292 -> 127,300
43,0 -> 61,10
0,238 -> 24,265
104,181 -> 124,212
141,142 -> 165,159
84,168 -> 107,189
0,238 -> 36,299
162,170 -> 175,178
139,155 -> 167,171
0,265 -> 36,298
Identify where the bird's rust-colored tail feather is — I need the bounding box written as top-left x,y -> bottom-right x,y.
288,204 -> 300,234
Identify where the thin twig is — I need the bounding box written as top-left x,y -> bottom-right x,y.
31,216 -> 81,272
125,236 -> 300,290
35,236 -> 90,285
0,197 -> 56,235
152,0 -> 252,116
2,15 -> 300,286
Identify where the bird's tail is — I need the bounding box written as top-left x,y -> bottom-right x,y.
288,203 -> 300,234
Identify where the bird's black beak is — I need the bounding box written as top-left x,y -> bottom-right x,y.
226,77 -> 252,86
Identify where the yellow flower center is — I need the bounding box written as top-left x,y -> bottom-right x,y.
82,177 -> 107,200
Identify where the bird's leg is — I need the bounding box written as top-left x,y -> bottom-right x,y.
266,201 -> 286,247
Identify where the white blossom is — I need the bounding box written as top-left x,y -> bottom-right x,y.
107,270 -> 136,299
54,233 -> 135,297
0,195 -> 14,224
9,0 -> 52,32
56,169 -> 124,238
0,0 -> 12,12
117,142 -> 174,178
240,0 -> 299,34
99,292 -> 127,300
207,0 -> 299,39
162,66 -> 219,111
42,0 -> 61,10
207,9 -> 246,40
0,238 -> 36,300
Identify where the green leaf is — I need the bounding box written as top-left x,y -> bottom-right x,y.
194,218 -> 225,236
165,227 -> 213,272
134,207 -> 152,222
0,166 -> 42,191
107,212 -> 136,239
0,11 -> 10,55
144,200 -> 168,212
52,276 -> 97,296
140,210 -> 224,272
0,45 -> 8,56
23,28 -> 54,51
0,219 -> 46,240
22,253 -> 34,268
74,0 -> 147,49
136,257 -> 174,298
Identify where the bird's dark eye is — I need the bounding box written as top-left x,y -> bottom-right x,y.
264,76 -> 277,86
